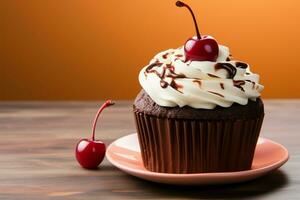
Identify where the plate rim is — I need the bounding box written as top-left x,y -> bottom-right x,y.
106,133 -> 289,179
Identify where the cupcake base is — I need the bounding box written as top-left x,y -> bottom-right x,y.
133,90 -> 264,174
134,111 -> 264,173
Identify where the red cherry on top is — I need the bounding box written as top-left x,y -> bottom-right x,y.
176,1 -> 219,62
75,100 -> 114,169
184,36 -> 219,62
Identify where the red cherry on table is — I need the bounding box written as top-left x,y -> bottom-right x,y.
75,100 -> 114,169
75,139 -> 106,169
176,1 -> 219,62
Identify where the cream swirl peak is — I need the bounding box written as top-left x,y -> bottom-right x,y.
139,45 -> 264,109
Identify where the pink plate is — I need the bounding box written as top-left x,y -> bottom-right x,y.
106,133 -> 289,185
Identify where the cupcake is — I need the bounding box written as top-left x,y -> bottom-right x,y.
133,1 -> 264,173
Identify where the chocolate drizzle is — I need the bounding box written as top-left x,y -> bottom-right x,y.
233,80 -> 246,92
215,63 -> 236,79
174,54 -> 184,61
160,80 -> 168,88
180,59 -> 192,66
208,91 -> 224,98
193,79 -> 202,87
208,73 -> 220,78
162,53 -> 169,59
165,64 -> 186,79
170,79 -> 183,91
145,62 -> 163,73
145,62 -> 185,92
236,62 -> 248,69
246,80 -> 256,89
220,83 -> 225,90
144,54 -> 253,95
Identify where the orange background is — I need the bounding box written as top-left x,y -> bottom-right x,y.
1,0 -> 300,100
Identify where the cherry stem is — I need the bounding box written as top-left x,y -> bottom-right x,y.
92,100 -> 115,141
176,1 -> 201,39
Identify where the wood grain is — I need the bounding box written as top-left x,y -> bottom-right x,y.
0,100 -> 299,199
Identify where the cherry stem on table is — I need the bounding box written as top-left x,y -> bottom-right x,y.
92,100 -> 115,141
176,1 -> 201,39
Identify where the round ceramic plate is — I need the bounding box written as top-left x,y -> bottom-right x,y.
106,133 -> 289,185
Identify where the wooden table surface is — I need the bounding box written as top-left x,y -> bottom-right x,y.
0,100 -> 299,200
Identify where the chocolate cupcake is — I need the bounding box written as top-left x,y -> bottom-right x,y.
133,2 -> 264,174
134,90 -> 264,173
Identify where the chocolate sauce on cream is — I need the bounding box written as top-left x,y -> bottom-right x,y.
233,80 -> 246,92
145,62 -> 163,78
173,54 -> 186,62
170,80 -> 183,92
220,83 -> 225,90
236,62 -> 248,69
145,62 -> 185,92
214,63 -> 236,79
180,59 -> 192,66
160,79 -> 182,91
208,73 -> 220,78
174,54 -> 184,62
193,80 -> 202,87
160,80 -> 168,88
246,80 -> 255,89
145,62 -> 163,73
208,91 -> 224,98
162,53 -> 169,59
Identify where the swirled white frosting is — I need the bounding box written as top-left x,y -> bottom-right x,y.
139,45 -> 264,109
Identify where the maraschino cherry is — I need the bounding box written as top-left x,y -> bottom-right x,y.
176,1 -> 219,62
75,100 -> 114,169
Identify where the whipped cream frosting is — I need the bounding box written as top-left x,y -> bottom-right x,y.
139,45 -> 264,109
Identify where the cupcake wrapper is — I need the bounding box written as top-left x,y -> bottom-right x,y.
133,111 -> 264,173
